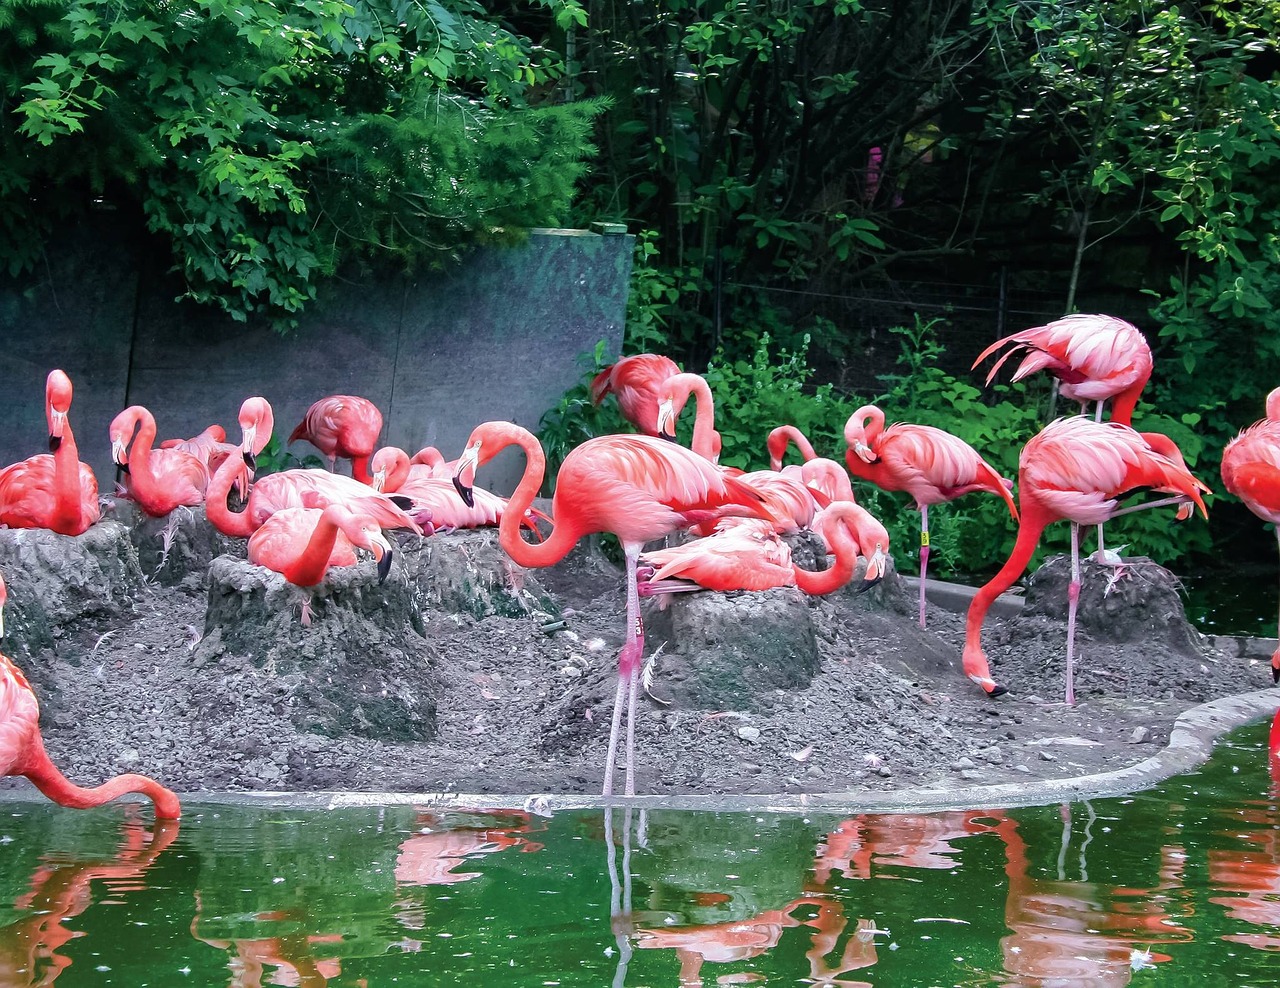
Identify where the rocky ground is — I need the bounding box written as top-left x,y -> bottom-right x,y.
0,501 -> 1272,801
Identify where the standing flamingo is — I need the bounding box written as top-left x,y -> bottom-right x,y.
963,417 -> 1210,701
451,422 -> 769,796
110,406 -> 209,518
0,370 -> 100,536
591,353 -> 682,435
1220,386 -> 1280,683
972,313 -> 1153,426
288,395 -> 384,484
843,404 -> 1018,628
973,313 -> 1155,563
655,372 -> 722,462
0,573 -> 181,817
639,502 -> 889,596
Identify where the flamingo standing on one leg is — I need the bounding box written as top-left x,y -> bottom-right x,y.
0,573 -> 181,817
0,370 -> 100,535
591,353 -> 682,435
288,395 -> 384,484
843,405 -> 1018,629
451,422 -> 770,797
639,502 -> 889,596
973,313 -> 1155,563
963,417 -> 1210,701
1220,386 -> 1280,683
110,406 -> 209,518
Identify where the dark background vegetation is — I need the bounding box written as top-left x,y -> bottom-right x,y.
4,0 -> 1279,578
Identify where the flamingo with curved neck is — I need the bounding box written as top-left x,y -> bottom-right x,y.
656,373 -> 722,462
844,404 -> 1017,629
591,353 -> 683,435
0,572 -> 180,817
639,502 -> 889,596
0,370 -> 100,535
963,417 -> 1209,700
248,499 -> 402,588
110,406 -> 208,517
766,425 -> 819,471
451,421 -> 771,796
766,425 -> 856,503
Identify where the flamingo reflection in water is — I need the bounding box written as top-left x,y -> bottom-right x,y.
1206,709 -> 1280,952
0,814 -> 178,986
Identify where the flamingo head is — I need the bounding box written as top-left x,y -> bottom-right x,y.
852,441 -> 877,464
856,540 -> 889,592
332,506 -> 396,583
656,397 -> 678,441
45,369 -> 73,450
108,407 -> 147,471
452,438 -> 483,508
370,447 -> 410,494
238,396 -> 274,467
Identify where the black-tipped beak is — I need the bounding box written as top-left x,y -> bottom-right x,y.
118,462 -> 130,475
854,574 -> 883,594
988,682 -> 1009,698
1273,664 -> 1279,685
453,475 -> 475,508
390,495 -> 413,512
243,450 -> 256,469
377,548 -> 393,584
659,429 -> 678,443
48,435 -> 61,452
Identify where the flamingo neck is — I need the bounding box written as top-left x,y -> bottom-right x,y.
685,379 -> 718,461
206,452 -> 255,537
51,422 -> 84,532
964,509 -> 1049,649
283,513 -> 342,587
793,526 -> 856,595
18,732 -> 180,818
494,431 -> 581,569
125,413 -> 160,501
768,426 -> 818,470
351,455 -> 373,485
1109,384 -> 1143,426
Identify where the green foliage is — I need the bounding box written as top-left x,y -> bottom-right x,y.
536,340 -> 626,494
2,0 -> 602,327
252,436 -> 325,476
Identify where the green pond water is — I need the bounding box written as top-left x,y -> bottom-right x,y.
1,719 -> 1278,987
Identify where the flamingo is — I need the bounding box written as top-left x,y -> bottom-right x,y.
591,353 -> 682,435
450,422 -> 771,796
110,406 -> 209,518
160,423 -> 238,477
409,446 -> 454,477
962,417 -> 1210,701
972,313 -> 1153,426
843,404 -> 1018,628
1220,386 -> 1280,682
655,372 -> 722,462
0,573 -> 181,817
973,313 -> 1155,563
0,370 -> 100,536
767,425 -> 857,503
638,502 -> 889,596
247,496 -> 415,588
288,394 -> 384,484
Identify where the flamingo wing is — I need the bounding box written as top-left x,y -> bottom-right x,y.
879,424 -> 1016,515
1222,423 -> 1280,523
640,520 -> 794,591
0,653 -> 40,776
590,354 -> 682,434
248,507 -> 358,574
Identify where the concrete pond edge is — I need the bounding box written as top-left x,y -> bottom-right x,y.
148,686 -> 1280,818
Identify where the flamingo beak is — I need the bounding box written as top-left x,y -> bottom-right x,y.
242,449 -> 256,470
241,425 -> 257,469
856,545 -> 888,592
111,436 -> 129,472
657,399 -> 677,441
48,409 -> 66,451
452,442 -> 480,508
0,603 -> 5,640
854,441 -> 877,465
371,468 -> 386,493
367,532 -> 393,583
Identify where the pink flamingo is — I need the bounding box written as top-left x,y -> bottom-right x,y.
972,313 -> 1153,426
844,404 -> 1018,628
1220,386 -> 1280,682
160,423 -> 239,478
110,406 -> 209,518
409,446 -> 454,477
767,425 -> 857,503
655,372 -> 722,462
639,502 -> 889,596
591,353 -> 682,435
0,370 -> 100,536
247,496 -> 415,589
451,422 -> 770,796
963,417 -> 1210,700
288,395 -> 384,484
0,573 -> 180,817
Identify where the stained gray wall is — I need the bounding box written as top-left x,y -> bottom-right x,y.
0,225 -> 631,494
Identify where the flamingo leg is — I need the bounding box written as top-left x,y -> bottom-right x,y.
1091,401 -> 1110,565
918,504 -> 930,629
603,675 -> 627,797
1273,529 -> 1280,684
604,544 -> 646,797
1065,522 -> 1081,705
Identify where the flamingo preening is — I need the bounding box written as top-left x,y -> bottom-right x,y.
0,370 -> 100,536
843,404 -> 1018,629
451,421 -> 770,796
288,394 -> 384,485
110,406 -> 209,518
0,572 -> 180,817
767,425 -> 857,503
591,353 -> 683,435
1220,386 -> 1280,682
963,417 -> 1210,701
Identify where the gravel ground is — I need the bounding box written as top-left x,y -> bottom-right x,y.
0,508 -> 1270,804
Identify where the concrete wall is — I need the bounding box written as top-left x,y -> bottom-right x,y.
0,225 -> 631,494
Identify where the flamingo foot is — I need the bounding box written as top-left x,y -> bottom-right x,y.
967,673 -> 1008,697
299,599 -> 314,627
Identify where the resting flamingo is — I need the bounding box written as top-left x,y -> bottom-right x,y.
963,417 -> 1210,701
843,404 -> 1017,629
639,502 -> 889,596
451,422 -> 770,796
0,573 -> 181,817
0,370 -> 100,535
767,425 -> 857,503
973,313 -> 1155,563
110,406 -> 209,518
409,446 -> 454,477
288,394 -> 384,484
160,423 -> 238,478
1220,386 -> 1280,683
591,353 -> 682,435
656,372 -> 722,462
973,313 -> 1153,426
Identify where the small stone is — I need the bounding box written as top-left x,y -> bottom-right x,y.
876,765 -> 892,778
1014,764 -> 1031,773
1039,750 -> 1056,762
951,756 -> 977,771
960,769 -> 983,781
737,726 -> 761,743
1128,726 -> 1150,744
805,765 -> 825,778
741,762 -> 763,774
979,746 -> 1004,763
